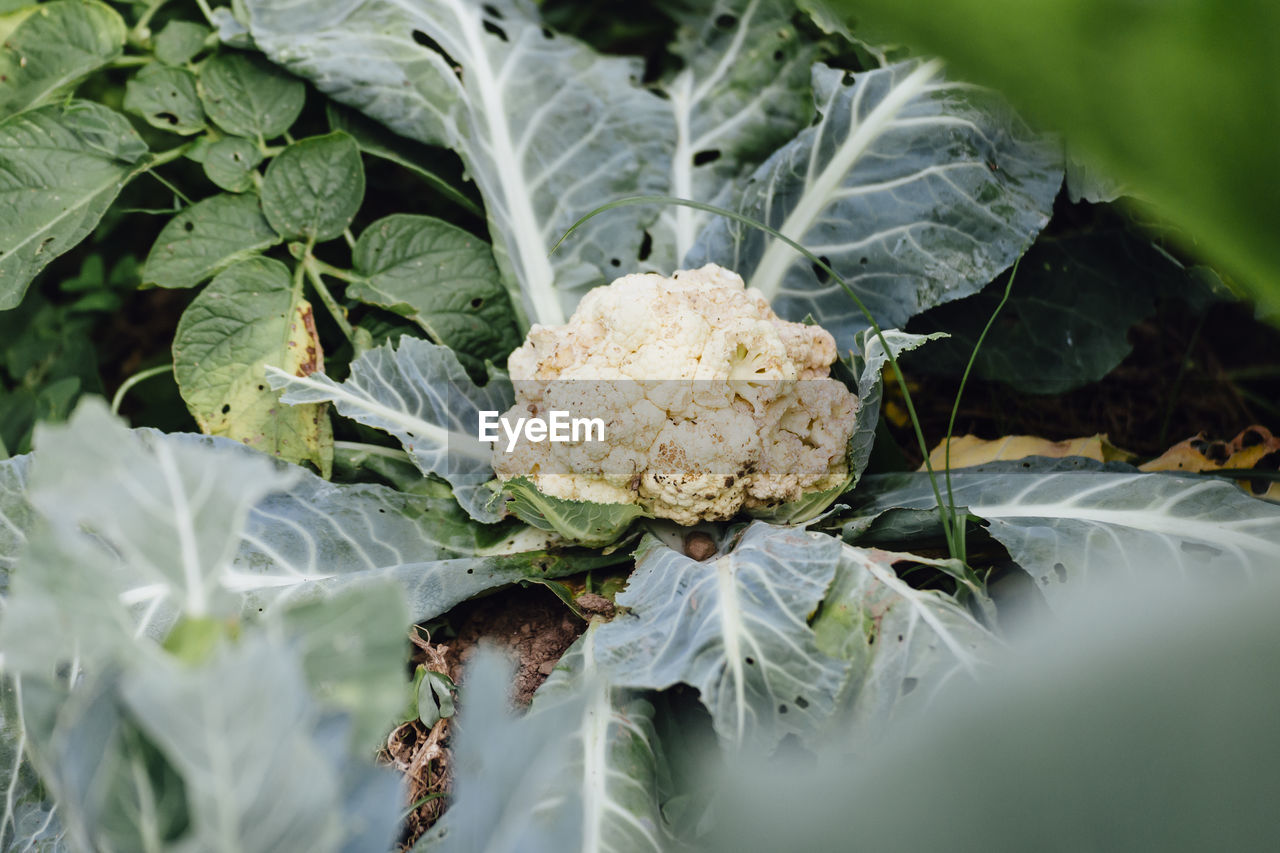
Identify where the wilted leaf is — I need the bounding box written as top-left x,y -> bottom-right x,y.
197,51 -> 305,140
122,64 -> 205,135
173,256 -> 334,476
0,0 -> 125,117
349,214 -> 520,370
260,131 -> 364,242
1141,426 -> 1280,502
0,101 -> 148,309
687,61 -> 1062,345
925,434 -> 1134,470
142,192 -> 280,288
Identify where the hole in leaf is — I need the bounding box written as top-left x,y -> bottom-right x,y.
481,3 -> 503,18
859,256 -> 869,265
221,404 -> 231,414
183,221 -> 194,232
610,258 -> 621,267
842,71 -> 856,86
1053,562 -> 1067,582
638,230 -> 653,262
778,704 -> 788,714
157,111 -> 179,125
257,384 -> 264,391
902,677 -> 918,695
412,30 -> 463,79
795,696 -> 809,709
482,19 -> 508,41
692,149 -> 721,166
1241,428 -> 1265,448
773,49 -> 785,61
470,297 -> 484,309
811,256 -> 831,283
745,656 -> 756,665
541,26 -> 554,39
715,13 -> 737,29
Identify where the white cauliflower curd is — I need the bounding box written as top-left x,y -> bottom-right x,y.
491,264 -> 859,525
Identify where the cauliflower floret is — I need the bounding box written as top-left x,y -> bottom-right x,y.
491,264 -> 859,524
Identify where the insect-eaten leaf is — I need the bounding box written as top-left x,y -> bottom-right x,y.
142,192 -> 280,288
173,257 -> 333,476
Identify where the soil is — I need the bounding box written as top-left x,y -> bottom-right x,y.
390,586 -> 590,848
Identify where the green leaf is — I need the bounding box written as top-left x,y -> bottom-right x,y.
122,63 -> 206,135
496,476 -> 644,549
28,398 -> 298,621
326,102 -> 482,218
260,131 -> 364,242
197,51 -> 305,140
153,19 -> 211,66
0,101 -> 148,310
528,624 -> 674,853
824,0 -> 1280,318
201,135 -> 264,192
350,214 -> 520,372
687,61 -> 1063,344
0,452 -> 33,583
811,545 -> 996,747
242,0 -> 672,330
908,224 -> 1210,394
142,192 -> 280,288
0,0 -> 125,117
594,523 -> 849,749
266,336 -> 512,522
117,637 -> 390,852
173,256 -> 334,476
277,582 -> 409,750
853,463 -> 1280,607
652,0 -> 820,265
0,677 -> 68,852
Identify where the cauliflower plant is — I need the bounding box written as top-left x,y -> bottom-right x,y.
491,264 -> 858,526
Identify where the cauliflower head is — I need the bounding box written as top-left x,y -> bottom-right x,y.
491,264 -> 859,525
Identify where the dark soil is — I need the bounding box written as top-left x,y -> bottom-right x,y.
886,299 -> 1280,467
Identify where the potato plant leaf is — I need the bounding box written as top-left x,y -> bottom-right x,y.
173,257 -> 334,477
594,523 -> 848,749
242,0 -> 672,330
349,214 -> 520,371
142,192 -> 281,289
0,0 -> 125,117
201,136 -> 263,192
153,20 -> 211,66
267,336 -> 512,522
122,64 -> 206,136
687,61 -> 1062,344
853,463 -> 1280,606
197,51 -> 305,140
0,101 -> 148,310
261,131 -> 365,242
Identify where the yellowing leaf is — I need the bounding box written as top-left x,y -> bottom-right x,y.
173,258 -> 333,476
924,434 -> 1135,471
1141,426 -> 1280,501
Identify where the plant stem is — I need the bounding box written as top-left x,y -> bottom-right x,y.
109,55 -> 153,68
943,258 -> 1020,564
303,255 -> 356,345
342,228 -> 357,250
111,364 -> 173,416
308,258 -> 361,282
193,0 -> 216,27
333,440 -> 410,460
